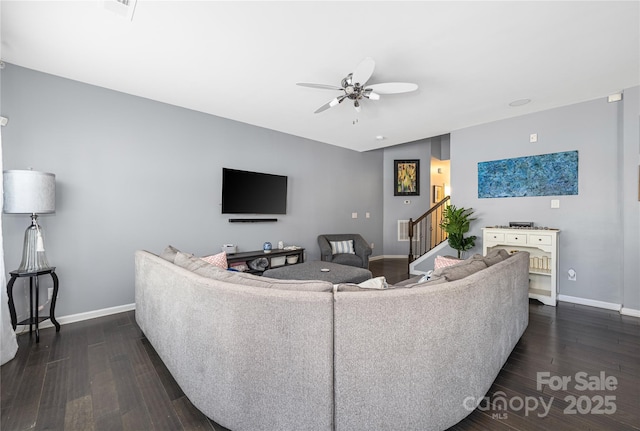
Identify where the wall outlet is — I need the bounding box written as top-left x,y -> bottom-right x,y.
551,199 -> 560,209
370,242 -> 374,249
568,269 -> 577,281
351,212 -> 358,219
530,133 -> 538,143
48,287 -> 54,300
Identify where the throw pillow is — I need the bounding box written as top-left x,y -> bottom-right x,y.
330,240 -> 355,255
220,271 -> 333,292
174,251 -> 218,272
357,276 -> 389,289
160,245 -> 180,263
483,248 -> 511,266
201,251 -> 228,269
411,275 -> 448,288
335,277 -> 389,292
434,255 -> 462,270
434,259 -> 488,281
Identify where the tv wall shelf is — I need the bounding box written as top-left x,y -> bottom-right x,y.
482,227 -> 560,306
228,218 -> 278,223
227,248 -> 304,274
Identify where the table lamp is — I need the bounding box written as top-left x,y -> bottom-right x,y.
3,170 -> 56,272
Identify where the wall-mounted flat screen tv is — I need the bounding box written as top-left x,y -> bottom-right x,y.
221,168 -> 288,214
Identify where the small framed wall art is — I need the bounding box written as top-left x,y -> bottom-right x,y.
433,185 -> 443,203
394,159 -> 420,196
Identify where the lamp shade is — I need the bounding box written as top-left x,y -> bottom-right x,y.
3,170 -> 56,214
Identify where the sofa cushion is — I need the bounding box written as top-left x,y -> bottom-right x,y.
174,252 -> 223,277
433,258 -> 488,281
331,253 -> 363,267
201,251 -> 228,269
395,275 -> 448,289
175,252 -> 332,292
330,240 -> 355,255
337,274 -> 447,292
483,248 -> 511,266
218,270 -> 334,292
160,245 -> 180,263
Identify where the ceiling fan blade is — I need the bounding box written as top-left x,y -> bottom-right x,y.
366,82 -> 418,94
297,82 -> 344,91
314,95 -> 346,113
352,57 -> 375,86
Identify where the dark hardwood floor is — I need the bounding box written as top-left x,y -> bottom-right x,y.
1,258 -> 638,431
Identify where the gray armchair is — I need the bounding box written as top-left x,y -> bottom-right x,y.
317,234 -> 372,269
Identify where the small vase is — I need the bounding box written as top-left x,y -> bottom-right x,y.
263,242 -> 272,253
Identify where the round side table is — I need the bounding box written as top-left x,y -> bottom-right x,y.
6,267 -> 60,343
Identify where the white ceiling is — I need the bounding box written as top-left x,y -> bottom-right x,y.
1,1 -> 638,152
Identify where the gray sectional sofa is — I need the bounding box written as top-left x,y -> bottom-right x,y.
135,248 -> 530,431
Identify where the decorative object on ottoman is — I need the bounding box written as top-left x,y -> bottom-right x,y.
317,233 -> 372,269
286,255 -> 299,264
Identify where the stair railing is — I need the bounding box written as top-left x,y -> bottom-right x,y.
408,196 -> 450,263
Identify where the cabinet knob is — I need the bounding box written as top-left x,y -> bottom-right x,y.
538,238 -> 542,241
514,237 -> 518,240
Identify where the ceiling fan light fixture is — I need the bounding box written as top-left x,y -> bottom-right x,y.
299,57 -> 418,114
365,90 -> 380,100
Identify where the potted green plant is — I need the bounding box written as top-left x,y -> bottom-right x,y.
440,204 -> 477,258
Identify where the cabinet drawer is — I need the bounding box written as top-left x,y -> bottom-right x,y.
529,234 -> 552,245
506,233 -> 527,245
485,232 -> 505,242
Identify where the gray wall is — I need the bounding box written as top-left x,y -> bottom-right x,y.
382,139 -> 432,256
621,87 -> 640,311
1,64 -> 384,318
450,88 -> 639,309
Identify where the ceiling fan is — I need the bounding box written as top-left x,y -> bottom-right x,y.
297,57 -> 418,114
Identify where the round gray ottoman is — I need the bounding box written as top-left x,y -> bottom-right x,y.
262,261 -> 372,284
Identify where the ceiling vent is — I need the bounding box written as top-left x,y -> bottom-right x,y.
103,0 -> 137,21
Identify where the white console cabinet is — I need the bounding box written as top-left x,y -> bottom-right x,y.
482,227 -> 560,306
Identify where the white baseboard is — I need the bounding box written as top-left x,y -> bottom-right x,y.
372,254 -> 408,260
621,307 -> 640,318
558,294 -> 622,311
15,303 -> 136,334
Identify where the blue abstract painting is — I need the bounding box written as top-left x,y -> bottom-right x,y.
478,151 -> 578,198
